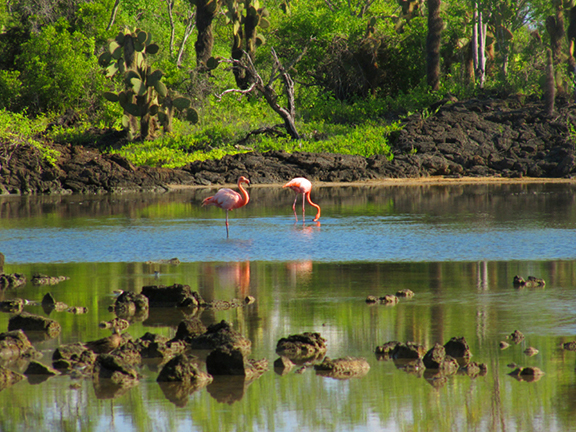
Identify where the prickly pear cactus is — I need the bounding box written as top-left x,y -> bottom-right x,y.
99,28 -> 199,140
222,0 -> 269,88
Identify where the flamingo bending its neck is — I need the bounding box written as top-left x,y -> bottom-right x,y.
202,176 -> 250,238
283,177 -> 321,222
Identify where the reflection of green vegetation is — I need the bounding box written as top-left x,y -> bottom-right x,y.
1,259 -> 575,431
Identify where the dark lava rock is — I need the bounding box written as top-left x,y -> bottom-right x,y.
513,275 -> 546,288
276,332 -> 327,361
41,292 -> 68,312
186,320 -> 252,356
8,312 -> 61,339
52,342 -> 97,372
5,96 -> 576,196
136,332 -> 186,361
375,341 -> 401,359
0,330 -> 37,363
562,341 -> 576,351
141,284 -> 206,308
391,342 -> 427,360
0,273 -> 26,289
396,289 -> 415,298
313,357 -> 370,379
172,318 -> 207,341
509,366 -> 545,382
273,356 -> 295,375
92,353 -> 139,385
444,336 -> 473,363
32,273 -> 69,285
0,364 -> 25,390
24,360 -> 60,384
0,298 -> 25,313
157,353 -> 212,386
509,330 -> 525,344
112,290 -> 149,317
458,361 -> 488,378
206,345 -> 268,380
366,295 -> 399,305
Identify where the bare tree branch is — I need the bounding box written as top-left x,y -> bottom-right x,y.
106,0 -> 121,31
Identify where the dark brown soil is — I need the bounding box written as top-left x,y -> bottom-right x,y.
2,94 -> 576,195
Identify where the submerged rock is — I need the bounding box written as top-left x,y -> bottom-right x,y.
187,321 -> 251,356
172,318 -> 207,341
395,289 -> 415,298
423,343 -> 459,375
141,284 -> 205,308
8,312 -> 61,339
0,273 -> 26,289
136,332 -> 186,362
157,353 -> 213,387
41,293 -> 68,312
513,275 -> 545,288
509,366 -> 545,382
365,295 -> 399,305
391,342 -> 427,360
444,336 -> 473,364
0,364 -> 25,390
508,330 -> 525,344
273,356 -> 295,375
111,291 -> 149,317
375,341 -> 401,359
206,345 -> 268,380
313,357 -> 370,379
0,330 -> 37,363
52,342 -> 96,373
276,332 -> 327,362
562,341 -> 576,351
32,274 -> 69,285
0,298 -> 25,313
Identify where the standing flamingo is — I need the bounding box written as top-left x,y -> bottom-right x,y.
283,177 -> 321,222
202,176 -> 250,238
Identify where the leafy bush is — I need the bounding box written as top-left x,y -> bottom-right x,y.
16,19 -> 105,114
0,110 -> 61,165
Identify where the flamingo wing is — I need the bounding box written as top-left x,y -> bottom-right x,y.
283,177 -> 312,194
202,188 -> 243,211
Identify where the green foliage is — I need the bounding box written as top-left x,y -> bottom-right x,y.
15,19 -> 105,114
0,109 -> 61,165
0,70 -> 21,110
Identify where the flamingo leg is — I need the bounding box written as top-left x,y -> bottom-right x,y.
292,194 -> 299,221
225,210 -> 230,238
302,193 -> 306,222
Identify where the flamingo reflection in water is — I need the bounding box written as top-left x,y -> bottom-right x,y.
202,176 -> 250,238
283,177 -> 321,223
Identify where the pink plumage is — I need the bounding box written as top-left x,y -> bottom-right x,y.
283,177 -> 321,222
203,176 -> 250,237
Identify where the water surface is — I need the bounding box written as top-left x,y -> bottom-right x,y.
0,182 -> 575,432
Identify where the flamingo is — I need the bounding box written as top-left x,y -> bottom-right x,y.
202,176 -> 251,238
283,177 -> 321,222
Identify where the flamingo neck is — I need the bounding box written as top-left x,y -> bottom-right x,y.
238,181 -> 250,207
306,192 -> 321,221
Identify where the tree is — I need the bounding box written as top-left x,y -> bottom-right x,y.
426,0 -> 442,90
193,0 -> 218,68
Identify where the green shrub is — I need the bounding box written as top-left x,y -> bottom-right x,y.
16,19 -> 105,114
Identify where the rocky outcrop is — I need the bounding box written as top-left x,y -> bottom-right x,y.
3,96 -> 576,195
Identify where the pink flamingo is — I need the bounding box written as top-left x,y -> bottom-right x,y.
283,177 -> 321,222
202,176 -> 250,238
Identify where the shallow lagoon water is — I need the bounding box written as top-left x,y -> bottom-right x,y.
1,182 -> 576,432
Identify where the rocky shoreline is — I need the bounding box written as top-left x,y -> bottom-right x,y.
2,95 -> 576,195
